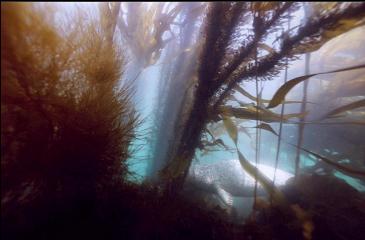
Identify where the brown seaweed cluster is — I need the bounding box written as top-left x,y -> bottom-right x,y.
1,1 -> 137,228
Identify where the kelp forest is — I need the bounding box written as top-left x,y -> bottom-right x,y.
2,2 -> 365,240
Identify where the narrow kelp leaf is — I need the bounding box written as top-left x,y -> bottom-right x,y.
255,123 -> 278,136
282,120 -> 365,126
237,149 -> 287,204
200,138 -> 230,150
214,138 -> 229,149
258,125 -> 365,178
267,75 -> 317,109
206,120 -> 242,139
234,85 -> 316,106
235,85 -> 266,103
322,99 -> 365,119
222,116 -> 238,144
219,106 -> 259,121
284,111 -> 309,120
267,64 -> 365,108
219,105 -> 307,123
205,128 -> 216,140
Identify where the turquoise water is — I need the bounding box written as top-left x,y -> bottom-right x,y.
126,65 -> 161,182
128,112 -> 365,192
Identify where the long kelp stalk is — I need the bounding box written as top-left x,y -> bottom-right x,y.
294,3 -> 312,176
271,15 -> 291,203
253,47 -> 261,213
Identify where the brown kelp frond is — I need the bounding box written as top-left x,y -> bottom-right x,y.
234,84 -> 317,106
214,2 -> 296,87
321,99 -> 365,119
267,63 -> 365,108
199,2 -> 245,89
117,2 -> 191,68
1,2 -> 137,201
217,105 -> 307,123
212,3 -> 365,110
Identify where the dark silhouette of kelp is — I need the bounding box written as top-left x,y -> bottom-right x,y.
1,1 -> 138,230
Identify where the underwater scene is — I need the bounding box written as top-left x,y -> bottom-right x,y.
2,2 -> 365,240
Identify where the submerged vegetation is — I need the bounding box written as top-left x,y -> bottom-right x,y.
1,2 -> 138,197
2,2 -> 365,240
160,1 -> 365,195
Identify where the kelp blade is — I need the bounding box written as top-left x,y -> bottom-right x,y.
267,64 -> 365,109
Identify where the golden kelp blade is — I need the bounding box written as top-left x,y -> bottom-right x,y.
219,105 -> 306,123
237,150 -> 287,205
255,123 -> 278,136
235,85 -> 312,105
267,64 -> 365,109
322,99 -> 365,119
222,116 -> 238,144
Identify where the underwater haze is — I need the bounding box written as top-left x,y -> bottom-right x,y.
2,2 -> 365,240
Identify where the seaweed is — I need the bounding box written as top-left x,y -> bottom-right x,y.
160,2 -> 365,198
1,1 -> 138,219
2,2 -> 365,240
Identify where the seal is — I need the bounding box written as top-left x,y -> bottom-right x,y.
185,159 -> 294,208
